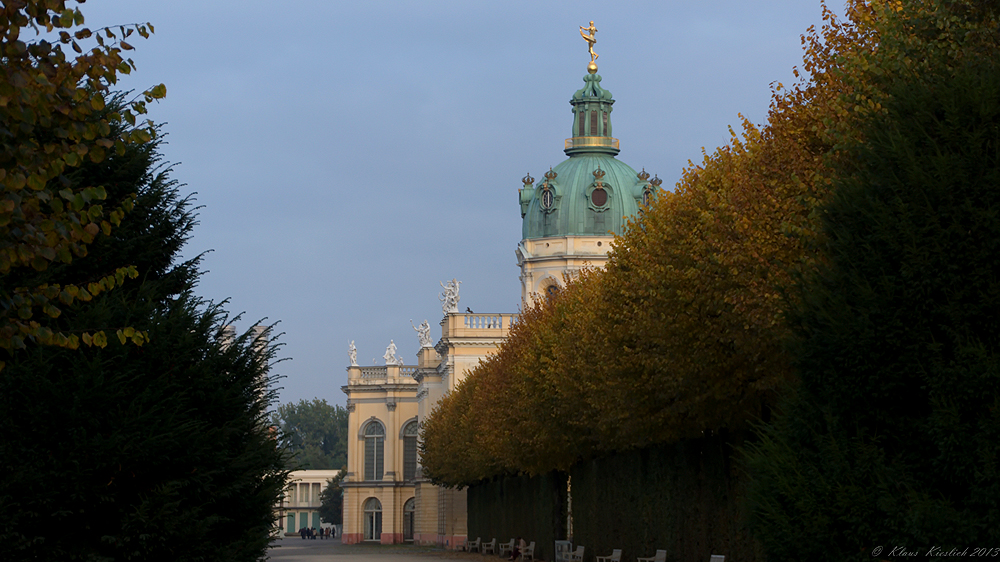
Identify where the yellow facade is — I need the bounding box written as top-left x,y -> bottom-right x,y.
413,313 -> 515,547
517,235 -> 614,307
341,363 -> 421,543
343,313 -> 515,547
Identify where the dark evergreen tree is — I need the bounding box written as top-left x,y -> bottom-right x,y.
746,53 -> 1000,561
318,470 -> 345,526
0,102 -> 289,561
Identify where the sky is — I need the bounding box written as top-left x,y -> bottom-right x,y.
76,0 -> 832,407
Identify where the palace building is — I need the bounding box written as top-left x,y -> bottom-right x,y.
341,40 -> 657,545
276,469 -> 342,536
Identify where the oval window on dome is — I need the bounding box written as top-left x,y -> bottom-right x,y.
591,188 -> 608,207
541,188 -> 553,210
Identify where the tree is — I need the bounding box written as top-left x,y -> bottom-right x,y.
421,1 -> 876,486
0,99 -> 289,561
0,0 -> 165,359
747,2 -> 1000,559
272,399 -> 349,469
318,470 -> 346,525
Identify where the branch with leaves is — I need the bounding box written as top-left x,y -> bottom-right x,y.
0,0 -> 166,361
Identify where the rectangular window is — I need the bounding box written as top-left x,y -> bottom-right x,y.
404,436 -> 417,480
590,111 -> 598,135
578,111 -> 585,136
364,439 -> 374,480
602,111 -> 608,135
365,437 -> 384,480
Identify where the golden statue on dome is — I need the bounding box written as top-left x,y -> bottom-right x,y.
580,20 -> 599,73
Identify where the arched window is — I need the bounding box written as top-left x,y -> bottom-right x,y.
403,497 -> 415,541
403,421 -> 419,481
546,284 -> 561,299
363,421 -> 385,481
363,497 -> 382,541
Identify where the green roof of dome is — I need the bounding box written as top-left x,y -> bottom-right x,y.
572,72 -> 614,102
519,72 -> 656,240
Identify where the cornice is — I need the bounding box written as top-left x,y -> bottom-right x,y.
342,383 -> 420,395
438,338 -> 508,347
341,481 -> 417,489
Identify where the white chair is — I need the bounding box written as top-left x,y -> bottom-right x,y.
483,538 -> 497,555
467,537 -> 481,553
709,556 -> 725,562
637,550 -> 666,562
569,546 -> 585,562
596,549 -> 622,562
499,539 -> 515,557
522,541 -> 536,562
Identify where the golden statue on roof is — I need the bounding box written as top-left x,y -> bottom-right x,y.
580,20 -> 599,73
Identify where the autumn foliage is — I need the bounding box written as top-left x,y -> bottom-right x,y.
422,0 -> 1000,494
745,1 -> 1000,558
0,0 -> 166,360
423,2 -> 862,487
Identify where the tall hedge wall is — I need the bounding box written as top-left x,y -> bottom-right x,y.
467,471 -> 567,561
468,434 -> 756,562
570,435 -> 760,562
570,432 -> 758,562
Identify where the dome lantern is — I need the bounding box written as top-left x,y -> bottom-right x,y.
565,73 -> 619,156
516,23 -> 658,305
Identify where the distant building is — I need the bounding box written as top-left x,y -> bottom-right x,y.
341,54 -> 656,546
276,469 -> 341,535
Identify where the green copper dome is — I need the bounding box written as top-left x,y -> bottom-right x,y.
519,73 -> 655,240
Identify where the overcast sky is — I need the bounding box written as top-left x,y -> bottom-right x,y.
78,0 -> 831,407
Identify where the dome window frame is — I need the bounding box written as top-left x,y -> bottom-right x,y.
586,166 -> 613,213
541,187 -> 554,210
537,169 -> 561,214
586,181 -> 613,213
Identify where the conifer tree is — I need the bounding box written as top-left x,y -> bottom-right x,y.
319,471 -> 345,526
0,101 -> 289,561
747,42 -> 1000,562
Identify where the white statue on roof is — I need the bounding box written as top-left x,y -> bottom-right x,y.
412,319 -> 433,348
383,340 -> 402,365
348,340 -> 358,366
439,278 -> 461,314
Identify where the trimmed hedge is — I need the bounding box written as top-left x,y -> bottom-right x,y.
468,434 -> 758,562
570,433 -> 757,562
468,471 -> 567,560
